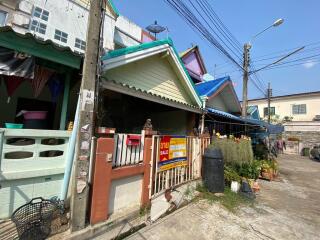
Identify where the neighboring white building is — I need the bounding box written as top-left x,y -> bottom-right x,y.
248,91 -> 320,122
0,0 -> 154,53
248,91 -> 320,154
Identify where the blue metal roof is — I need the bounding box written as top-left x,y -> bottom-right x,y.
207,108 -> 283,134
207,108 -> 241,121
195,76 -> 230,97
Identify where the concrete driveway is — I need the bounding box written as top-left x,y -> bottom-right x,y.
124,154 -> 320,240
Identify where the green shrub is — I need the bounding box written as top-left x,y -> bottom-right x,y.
231,160 -> 261,180
209,138 -> 254,165
224,166 -> 241,184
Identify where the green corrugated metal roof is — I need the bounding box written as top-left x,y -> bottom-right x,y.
0,26 -> 82,69
102,38 -> 173,60
102,38 -> 202,102
108,0 -> 120,17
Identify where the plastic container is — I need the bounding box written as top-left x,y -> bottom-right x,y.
202,148 -> 224,193
23,111 -> 48,120
5,123 -> 23,129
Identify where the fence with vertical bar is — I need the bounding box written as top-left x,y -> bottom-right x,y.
150,135 -> 211,198
112,131 -> 145,168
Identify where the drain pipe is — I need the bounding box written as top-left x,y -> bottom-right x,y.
0,129 -> 4,169
61,98 -> 80,200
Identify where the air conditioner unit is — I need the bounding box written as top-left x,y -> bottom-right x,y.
314,115 -> 320,121
12,13 -> 30,28
18,1 -> 33,14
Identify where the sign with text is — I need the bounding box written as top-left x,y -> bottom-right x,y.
159,136 -> 187,171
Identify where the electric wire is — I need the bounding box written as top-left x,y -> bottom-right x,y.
164,0 -> 244,70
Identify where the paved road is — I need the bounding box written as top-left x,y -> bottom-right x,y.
122,154 -> 320,240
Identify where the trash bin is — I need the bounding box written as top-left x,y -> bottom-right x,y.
11,197 -> 56,240
202,148 -> 224,193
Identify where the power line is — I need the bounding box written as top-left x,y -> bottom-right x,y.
253,41 -> 320,59
164,0 -> 244,70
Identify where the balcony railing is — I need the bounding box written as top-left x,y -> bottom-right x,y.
0,128 -> 71,180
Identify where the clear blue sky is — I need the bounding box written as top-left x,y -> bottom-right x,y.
113,0 -> 320,99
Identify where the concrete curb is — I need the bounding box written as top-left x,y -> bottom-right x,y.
50,208 -> 145,240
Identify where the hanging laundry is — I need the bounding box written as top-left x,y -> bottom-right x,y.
47,74 -> 64,102
30,65 -> 53,98
0,47 -> 35,78
3,75 -> 25,103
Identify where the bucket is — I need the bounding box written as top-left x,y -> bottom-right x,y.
5,123 -> 24,129
231,181 -> 240,192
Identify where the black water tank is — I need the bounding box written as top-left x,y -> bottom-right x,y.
202,148 -> 224,193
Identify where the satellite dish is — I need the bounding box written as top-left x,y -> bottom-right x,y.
146,21 -> 166,39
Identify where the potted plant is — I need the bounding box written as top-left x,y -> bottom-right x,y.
260,160 -> 273,181
270,160 -> 279,178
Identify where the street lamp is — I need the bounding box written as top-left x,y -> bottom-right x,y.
241,18 -> 284,118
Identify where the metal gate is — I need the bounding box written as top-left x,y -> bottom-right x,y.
150,135 -> 211,198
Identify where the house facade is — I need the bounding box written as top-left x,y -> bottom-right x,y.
248,91 -> 320,154
0,0 -> 254,225
247,91 -> 320,122
0,0 -> 154,53
0,0 -> 157,219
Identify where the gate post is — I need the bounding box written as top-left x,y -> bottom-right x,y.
141,132 -> 153,207
90,136 -> 114,224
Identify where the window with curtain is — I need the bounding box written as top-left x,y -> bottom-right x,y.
292,104 -> 306,115
263,107 -> 275,117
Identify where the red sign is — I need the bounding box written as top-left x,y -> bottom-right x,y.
159,136 -> 170,162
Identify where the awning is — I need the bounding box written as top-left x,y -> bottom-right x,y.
207,108 -> 241,121
0,26 -> 82,69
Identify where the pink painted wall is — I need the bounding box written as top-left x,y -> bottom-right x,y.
141,30 -> 156,43
182,52 -> 204,76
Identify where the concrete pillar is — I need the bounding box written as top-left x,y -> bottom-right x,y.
90,137 -> 114,225
141,134 -> 153,207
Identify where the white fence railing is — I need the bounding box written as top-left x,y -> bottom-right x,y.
150,136 -> 211,198
0,129 -> 71,179
112,132 -> 145,168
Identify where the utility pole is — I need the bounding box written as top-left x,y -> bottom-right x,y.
241,43 -> 250,118
267,82 -> 272,124
71,0 -> 105,231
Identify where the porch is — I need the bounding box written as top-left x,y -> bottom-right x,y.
0,27 -> 82,218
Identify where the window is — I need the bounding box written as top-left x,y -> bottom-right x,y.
0,10 -> 7,27
75,38 -> 86,51
30,20 -> 47,34
292,104 -> 306,115
30,6 -> 49,35
263,107 -> 275,117
33,7 -> 49,21
54,29 -> 68,43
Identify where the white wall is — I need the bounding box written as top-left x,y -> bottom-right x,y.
248,94 -> 320,121
206,95 -> 227,112
0,174 -> 63,219
3,0 -> 145,52
109,175 -> 143,215
284,121 -> 320,132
